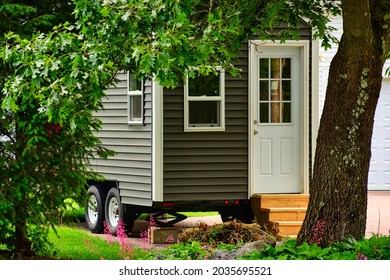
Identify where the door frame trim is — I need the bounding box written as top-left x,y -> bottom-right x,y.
248,40 -> 310,195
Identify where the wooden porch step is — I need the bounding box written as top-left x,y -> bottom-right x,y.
279,235 -> 297,239
252,194 -> 309,208
273,221 -> 303,236
251,194 -> 309,238
259,207 -> 307,222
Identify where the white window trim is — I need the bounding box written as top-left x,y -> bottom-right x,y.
127,73 -> 144,126
184,69 -> 225,132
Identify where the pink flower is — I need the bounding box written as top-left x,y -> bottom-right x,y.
165,234 -> 175,244
357,253 -> 368,260
117,220 -> 132,258
149,216 -> 156,227
309,219 -> 326,246
103,219 -> 133,259
103,221 -> 115,244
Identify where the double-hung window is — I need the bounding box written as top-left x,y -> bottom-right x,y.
127,73 -> 143,125
184,69 -> 225,131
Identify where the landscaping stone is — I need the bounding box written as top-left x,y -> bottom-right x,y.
210,240 -> 275,260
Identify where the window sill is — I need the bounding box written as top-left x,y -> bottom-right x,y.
184,126 -> 225,132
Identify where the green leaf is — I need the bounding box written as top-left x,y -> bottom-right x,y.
5,45 -> 11,60
101,6 -> 109,17
2,96 -> 19,112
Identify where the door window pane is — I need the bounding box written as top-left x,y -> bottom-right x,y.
259,58 -> 269,78
282,102 -> 291,123
282,81 -> 291,101
271,102 -> 280,123
282,58 -> 291,78
259,103 -> 269,123
271,80 -> 281,101
260,80 -> 269,101
271,58 -> 281,78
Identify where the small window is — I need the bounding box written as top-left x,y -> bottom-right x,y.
259,57 -> 292,124
184,69 -> 225,131
127,73 -> 143,125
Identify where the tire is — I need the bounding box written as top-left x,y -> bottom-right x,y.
220,210 -> 233,223
85,185 -> 107,233
220,209 -> 254,224
238,210 -> 254,224
104,188 -> 136,236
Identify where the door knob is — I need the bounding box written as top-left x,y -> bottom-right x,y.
254,130 -> 258,135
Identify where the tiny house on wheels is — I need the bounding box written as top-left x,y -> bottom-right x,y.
85,29 -> 316,235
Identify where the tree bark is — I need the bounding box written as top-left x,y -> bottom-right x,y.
14,206 -> 34,257
297,0 -> 390,247
13,119 -> 34,257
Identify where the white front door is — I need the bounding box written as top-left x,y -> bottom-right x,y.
252,46 -> 301,193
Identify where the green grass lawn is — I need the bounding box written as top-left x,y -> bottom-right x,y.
48,226 -> 172,260
49,226 -> 124,260
180,212 -> 218,217
49,211 -> 219,259
30,223 -> 390,260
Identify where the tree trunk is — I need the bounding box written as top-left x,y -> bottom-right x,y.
13,118 -> 34,257
14,205 -> 34,257
297,0 -> 390,247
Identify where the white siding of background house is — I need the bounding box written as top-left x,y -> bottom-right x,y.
319,17 -> 390,191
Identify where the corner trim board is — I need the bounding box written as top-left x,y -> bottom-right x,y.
152,79 -> 164,202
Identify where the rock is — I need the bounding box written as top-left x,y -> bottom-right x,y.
210,241 -> 274,260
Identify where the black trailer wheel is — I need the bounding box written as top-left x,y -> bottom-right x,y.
85,185 -> 107,233
220,209 -> 254,224
104,188 -> 136,236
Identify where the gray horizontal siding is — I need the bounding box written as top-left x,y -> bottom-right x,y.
163,44 -> 249,201
164,155 -> 247,164
164,140 -> 246,148
164,192 -> 247,201
93,72 -> 153,207
164,162 -> 247,171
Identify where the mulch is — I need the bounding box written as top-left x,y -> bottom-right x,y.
178,219 -> 277,246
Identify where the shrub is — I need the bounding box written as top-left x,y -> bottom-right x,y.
333,235 -> 390,260
60,199 -> 85,224
136,241 -> 213,260
240,239 -> 356,260
240,235 -> 390,260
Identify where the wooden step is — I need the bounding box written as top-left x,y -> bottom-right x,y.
253,194 -> 309,208
259,207 -> 307,223
251,194 -> 309,238
273,221 -> 303,236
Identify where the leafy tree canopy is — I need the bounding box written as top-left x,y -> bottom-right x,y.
0,0 -> 105,255
73,0 -> 340,87
0,0 -> 340,255
0,0 -> 75,38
